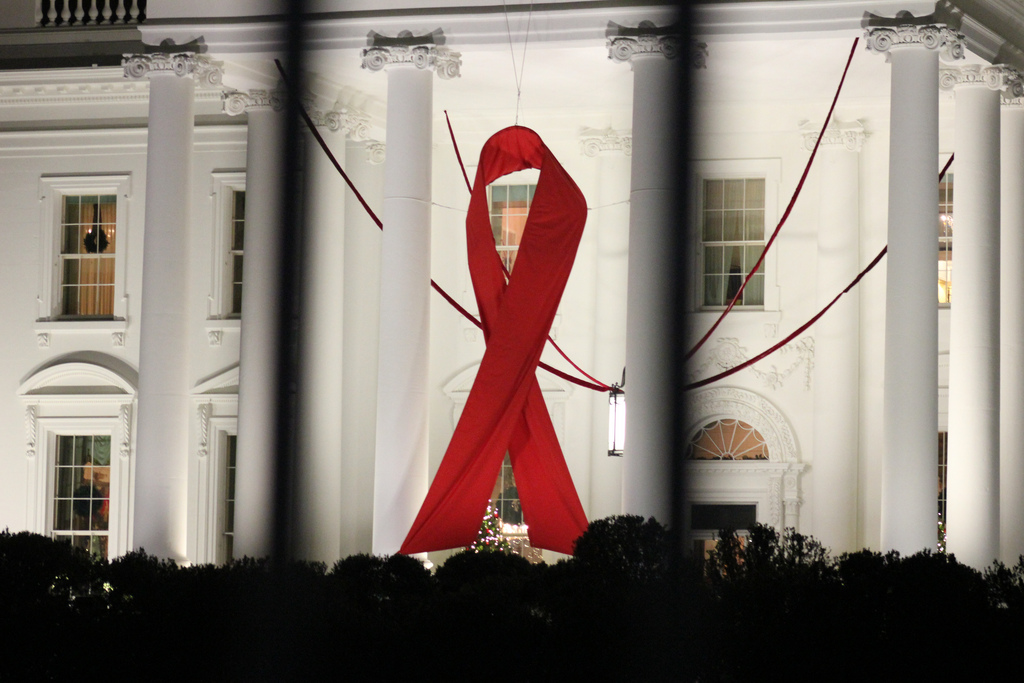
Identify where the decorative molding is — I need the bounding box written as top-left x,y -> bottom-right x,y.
197,402 -> 212,459
122,53 -> 225,87
119,403 -> 132,460
207,329 -> 223,347
801,120 -> 867,152
366,141 -> 386,165
693,41 -> 709,69
940,64 -> 1018,91
688,336 -> 815,391
111,331 -> 125,347
36,333 -> 50,348
361,38 -> 462,79
685,387 -> 800,464
580,127 -> 632,157
607,21 -> 681,63
223,88 -> 285,116
864,23 -> 964,61
25,405 -> 37,459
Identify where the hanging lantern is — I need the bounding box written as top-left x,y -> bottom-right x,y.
608,368 -> 626,457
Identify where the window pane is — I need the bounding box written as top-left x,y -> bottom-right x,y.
509,185 -> 528,203
62,287 -> 79,315
234,190 -> 246,221
723,179 -> 745,209
745,210 -> 765,241
745,178 -> 765,207
62,225 -> 79,254
491,185 -> 506,204
704,275 -> 724,306
704,245 -> 724,274
723,211 -> 743,241
703,210 -> 722,241
704,179 -> 723,210
745,244 -> 765,274
744,273 -> 765,306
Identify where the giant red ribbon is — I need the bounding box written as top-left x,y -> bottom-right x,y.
400,127 -> 589,555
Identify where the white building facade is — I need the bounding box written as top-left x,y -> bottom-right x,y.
2,0 -> 1023,569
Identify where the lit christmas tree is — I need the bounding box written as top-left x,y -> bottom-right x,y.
469,504 -> 511,553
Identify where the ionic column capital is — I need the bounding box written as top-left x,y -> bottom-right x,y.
579,127 -> 632,157
304,99 -> 372,140
940,64 -> 1019,92
606,21 -> 681,63
223,88 -> 285,116
365,141 -> 386,165
361,30 -> 461,79
801,120 -> 867,152
863,15 -> 964,61
122,52 -> 224,87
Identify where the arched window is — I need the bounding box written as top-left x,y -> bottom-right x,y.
687,419 -> 769,461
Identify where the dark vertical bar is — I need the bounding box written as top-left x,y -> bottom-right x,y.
670,0 -> 695,568
272,0 -> 307,570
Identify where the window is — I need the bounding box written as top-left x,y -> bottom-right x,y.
228,191 -> 245,316
222,434 -> 237,562
687,419 -> 769,461
701,178 -> 765,307
489,184 -> 535,272
209,172 -> 246,320
938,431 -> 948,551
938,171 -> 953,304
52,435 -> 111,558
38,175 -> 130,321
489,453 -> 542,563
59,195 -> 117,317
690,504 -> 756,561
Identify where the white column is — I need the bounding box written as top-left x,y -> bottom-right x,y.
942,65 -> 1009,568
294,105 -> 349,562
341,139 -> 384,557
608,28 -> 679,523
583,134 -> 630,520
808,121 -> 864,555
1001,84 -> 1024,563
865,20 -> 962,555
124,53 -> 219,560
224,90 -> 285,559
361,37 -> 461,555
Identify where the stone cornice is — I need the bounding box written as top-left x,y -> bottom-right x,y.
940,63 -> 1019,91
864,21 -> 965,60
579,127 -> 632,157
801,120 -> 867,152
122,53 -> 225,87
361,32 -> 461,79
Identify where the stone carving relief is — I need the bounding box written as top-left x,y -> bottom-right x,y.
122,53 -> 225,87
687,336 -> 815,391
361,42 -> 462,80
579,127 -> 632,157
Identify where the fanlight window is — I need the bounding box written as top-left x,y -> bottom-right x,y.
688,419 -> 769,461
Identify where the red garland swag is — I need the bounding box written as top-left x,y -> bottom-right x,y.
400,127 -> 589,555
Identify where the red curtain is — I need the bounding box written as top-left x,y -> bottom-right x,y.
400,127 -> 589,555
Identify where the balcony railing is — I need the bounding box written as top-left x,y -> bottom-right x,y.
37,0 -> 146,27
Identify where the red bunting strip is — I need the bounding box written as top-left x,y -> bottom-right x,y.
275,61 -> 607,393
401,126 -> 590,555
685,37 -> 860,361
686,155 -> 954,390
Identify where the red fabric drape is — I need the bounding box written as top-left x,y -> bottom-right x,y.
400,127 -> 589,555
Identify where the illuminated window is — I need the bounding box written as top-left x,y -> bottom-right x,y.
52,434 -> 112,559
489,454 -> 542,563
222,434 -> 237,563
489,184 -> 534,273
938,431 -> 948,551
938,172 -> 953,304
59,195 -> 117,317
687,419 -> 769,461
701,178 -> 765,307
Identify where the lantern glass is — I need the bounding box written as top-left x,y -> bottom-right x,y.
608,389 -> 625,456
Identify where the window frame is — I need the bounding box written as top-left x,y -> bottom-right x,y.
190,367 -> 238,565
38,174 -> 131,322
692,160 -> 780,312
209,172 -> 246,320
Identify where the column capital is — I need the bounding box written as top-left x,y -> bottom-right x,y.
222,88 -> 285,116
365,140 -> 386,165
863,20 -> 964,61
303,99 -> 371,140
360,30 -> 461,79
940,64 -> 1018,92
579,127 -> 632,157
606,21 -> 681,63
122,52 -> 224,87
800,120 -> 867,152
